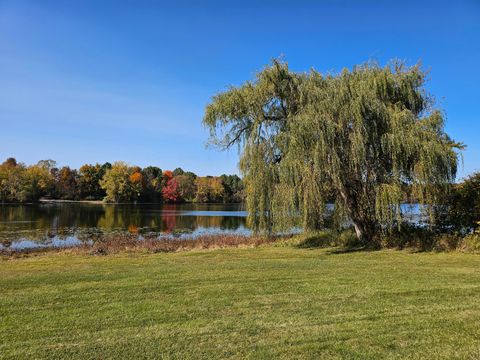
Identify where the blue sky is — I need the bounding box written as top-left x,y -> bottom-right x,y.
0,0 -> 479,178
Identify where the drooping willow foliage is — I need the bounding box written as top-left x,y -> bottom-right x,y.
204,59 -> 462,246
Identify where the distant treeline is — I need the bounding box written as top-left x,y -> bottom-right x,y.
0,158 -> 244,203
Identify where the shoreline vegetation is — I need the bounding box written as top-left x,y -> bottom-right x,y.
3,229 -> 480,259
39,198 -> 104,204
0,158 -> 245,204
3,198 -> 244,205
1,233 -> 276,258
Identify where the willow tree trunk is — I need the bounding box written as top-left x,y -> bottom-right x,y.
338,187 -> 380,248
351,218 -> 380,248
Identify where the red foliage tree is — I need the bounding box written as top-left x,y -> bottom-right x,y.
162,177 -> 181,203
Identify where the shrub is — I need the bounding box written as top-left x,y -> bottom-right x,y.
336,229 -> 359,248
458,222 -> 480,253
459,234 -> 480,253
436,173 -> 480,233
381,224 -> 433,250
432,234 -> 463,252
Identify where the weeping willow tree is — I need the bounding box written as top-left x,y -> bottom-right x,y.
204,59 -> 462,247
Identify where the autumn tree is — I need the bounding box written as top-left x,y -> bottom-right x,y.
100,162 -> 135,203
0,157 -> 247,204
194,177 -> 210,203
129,166 -> 144,199
2,158 -> 17,168
78,163 -> 109,200
204,59 -> 461,247
54,166 -> 79,200
26,160 -> 56,200
0,158 -> 55,202
162,171 -> 181,202
0,158 -> 24,202
209,177 -> 225,202
175,173 -> 197,202
194,177 -> 225,203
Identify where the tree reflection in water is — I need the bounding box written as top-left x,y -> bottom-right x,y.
0,203 -> 248,249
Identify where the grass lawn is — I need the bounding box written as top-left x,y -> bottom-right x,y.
1,246 -> 480,359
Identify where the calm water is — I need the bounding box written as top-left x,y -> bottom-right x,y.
0,203 -> 423,251
0,203 -> 248,250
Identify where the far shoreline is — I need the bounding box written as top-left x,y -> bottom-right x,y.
39,198 -> 104,204
28,199 -> 243,205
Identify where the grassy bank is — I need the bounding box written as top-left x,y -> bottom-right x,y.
1,246 -> 480,359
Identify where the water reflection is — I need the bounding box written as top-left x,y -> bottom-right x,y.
0,203 -> 423,251
0,203 -> 248,249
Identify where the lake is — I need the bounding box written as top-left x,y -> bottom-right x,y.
0,202 -> 423,251
0,203 -> 248,250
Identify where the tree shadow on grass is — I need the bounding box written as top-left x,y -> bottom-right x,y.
295,234 -> 333,249
295,231 -> 380,254
325,246 -> 379,255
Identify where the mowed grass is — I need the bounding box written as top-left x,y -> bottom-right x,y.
1,246 -> 480,359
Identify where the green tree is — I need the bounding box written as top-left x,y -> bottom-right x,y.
204,59 -> 461,247
220,174 -> 244,202
172,167 -> 185,177
437,173 -> 480,233
176,174 -> 197,202
141,166 -> 163,202
78,163 -> 108,200
0,158 -> 48,202
26,161 -> 56,200
100,162 -> 135,203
